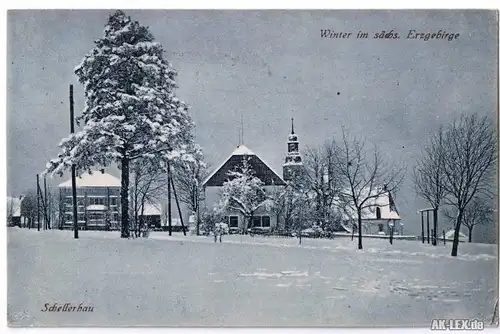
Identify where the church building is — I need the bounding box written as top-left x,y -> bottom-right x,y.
202,119 -> 302,232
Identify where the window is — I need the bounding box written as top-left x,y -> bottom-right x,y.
252,216 -> 261,228
111,198 -> 117,206
376,207 -> 381,220
89,212 -> 103,220
229,216 -> 238,228
262,216 -> 271,228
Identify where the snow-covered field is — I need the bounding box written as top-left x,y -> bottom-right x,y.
7,228 -> 498,327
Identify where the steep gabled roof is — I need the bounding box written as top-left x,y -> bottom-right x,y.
58,172 -> 121,188
203,145 -> 285,187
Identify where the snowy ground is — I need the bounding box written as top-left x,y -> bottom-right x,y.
7,228 -> 498,327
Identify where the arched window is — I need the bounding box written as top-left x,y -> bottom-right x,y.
376,207 -> 381,220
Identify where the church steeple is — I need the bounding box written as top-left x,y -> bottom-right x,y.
283,117 -> 303,181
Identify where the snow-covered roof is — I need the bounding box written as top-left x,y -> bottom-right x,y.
203,145 -> 253,185
58,172 -> 120,188
417,208 -> 435,213
283,161 -> 303,167
338,190 -> 401,221
231,144 -> 255,156
86,204 -> 107,211
140,203 -> 161,216
161,217 -> 184,226
445,230 -> 468,240
203,144 -> 285,187
7,196 -> 23,217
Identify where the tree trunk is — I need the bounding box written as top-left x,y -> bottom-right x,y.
140,202 -> 146,238
357,209 -> 363,250
196,192 -> 200,236
120,157 -> 130,238
134,198 -> 138,237
351,220 -> 355,241
451,210 -> 463,257
433,206 -> 438,246
468,225 -> 473,243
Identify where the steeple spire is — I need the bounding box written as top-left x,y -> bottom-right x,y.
283,118 -> 303,181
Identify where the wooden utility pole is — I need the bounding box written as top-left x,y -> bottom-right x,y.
58,190 -> 63,230
167,160 -> 172,236
70,84 -> 78,239
106,187 -> 111,231
170,175 -> 186,236
195,181 -> 201,236
44,176 -> 49,229
421,212 -> 424,244
36,174 -> 40,231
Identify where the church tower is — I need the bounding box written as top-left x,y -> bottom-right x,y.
283,118 -> 304,182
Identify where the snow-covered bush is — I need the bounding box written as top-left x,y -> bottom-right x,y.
199,209 -> 223,236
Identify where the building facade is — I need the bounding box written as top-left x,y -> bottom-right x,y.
202,144 -> 286,232
338,188 -> 402,235
58,171 -> 121,230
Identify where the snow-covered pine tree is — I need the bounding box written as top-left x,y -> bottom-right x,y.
45,10 -> 194,238
218,156 -> 272,233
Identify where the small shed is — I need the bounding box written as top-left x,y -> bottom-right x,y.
444,229 -> 468,243
139,203 -> 162,229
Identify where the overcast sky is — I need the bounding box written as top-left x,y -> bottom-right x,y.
7,10 -> 498,241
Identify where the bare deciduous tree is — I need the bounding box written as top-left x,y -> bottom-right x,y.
334,129 -> 405,249
130,160 -> 169,237
439,114 -> 496,256
6,197 -> 17,226
271,169 -> 311,240
303,141 -> 341,229
444,197 -> 494,243
20,190 -> 38,228
413,126 -> 447,245
172,145 -> 208,235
